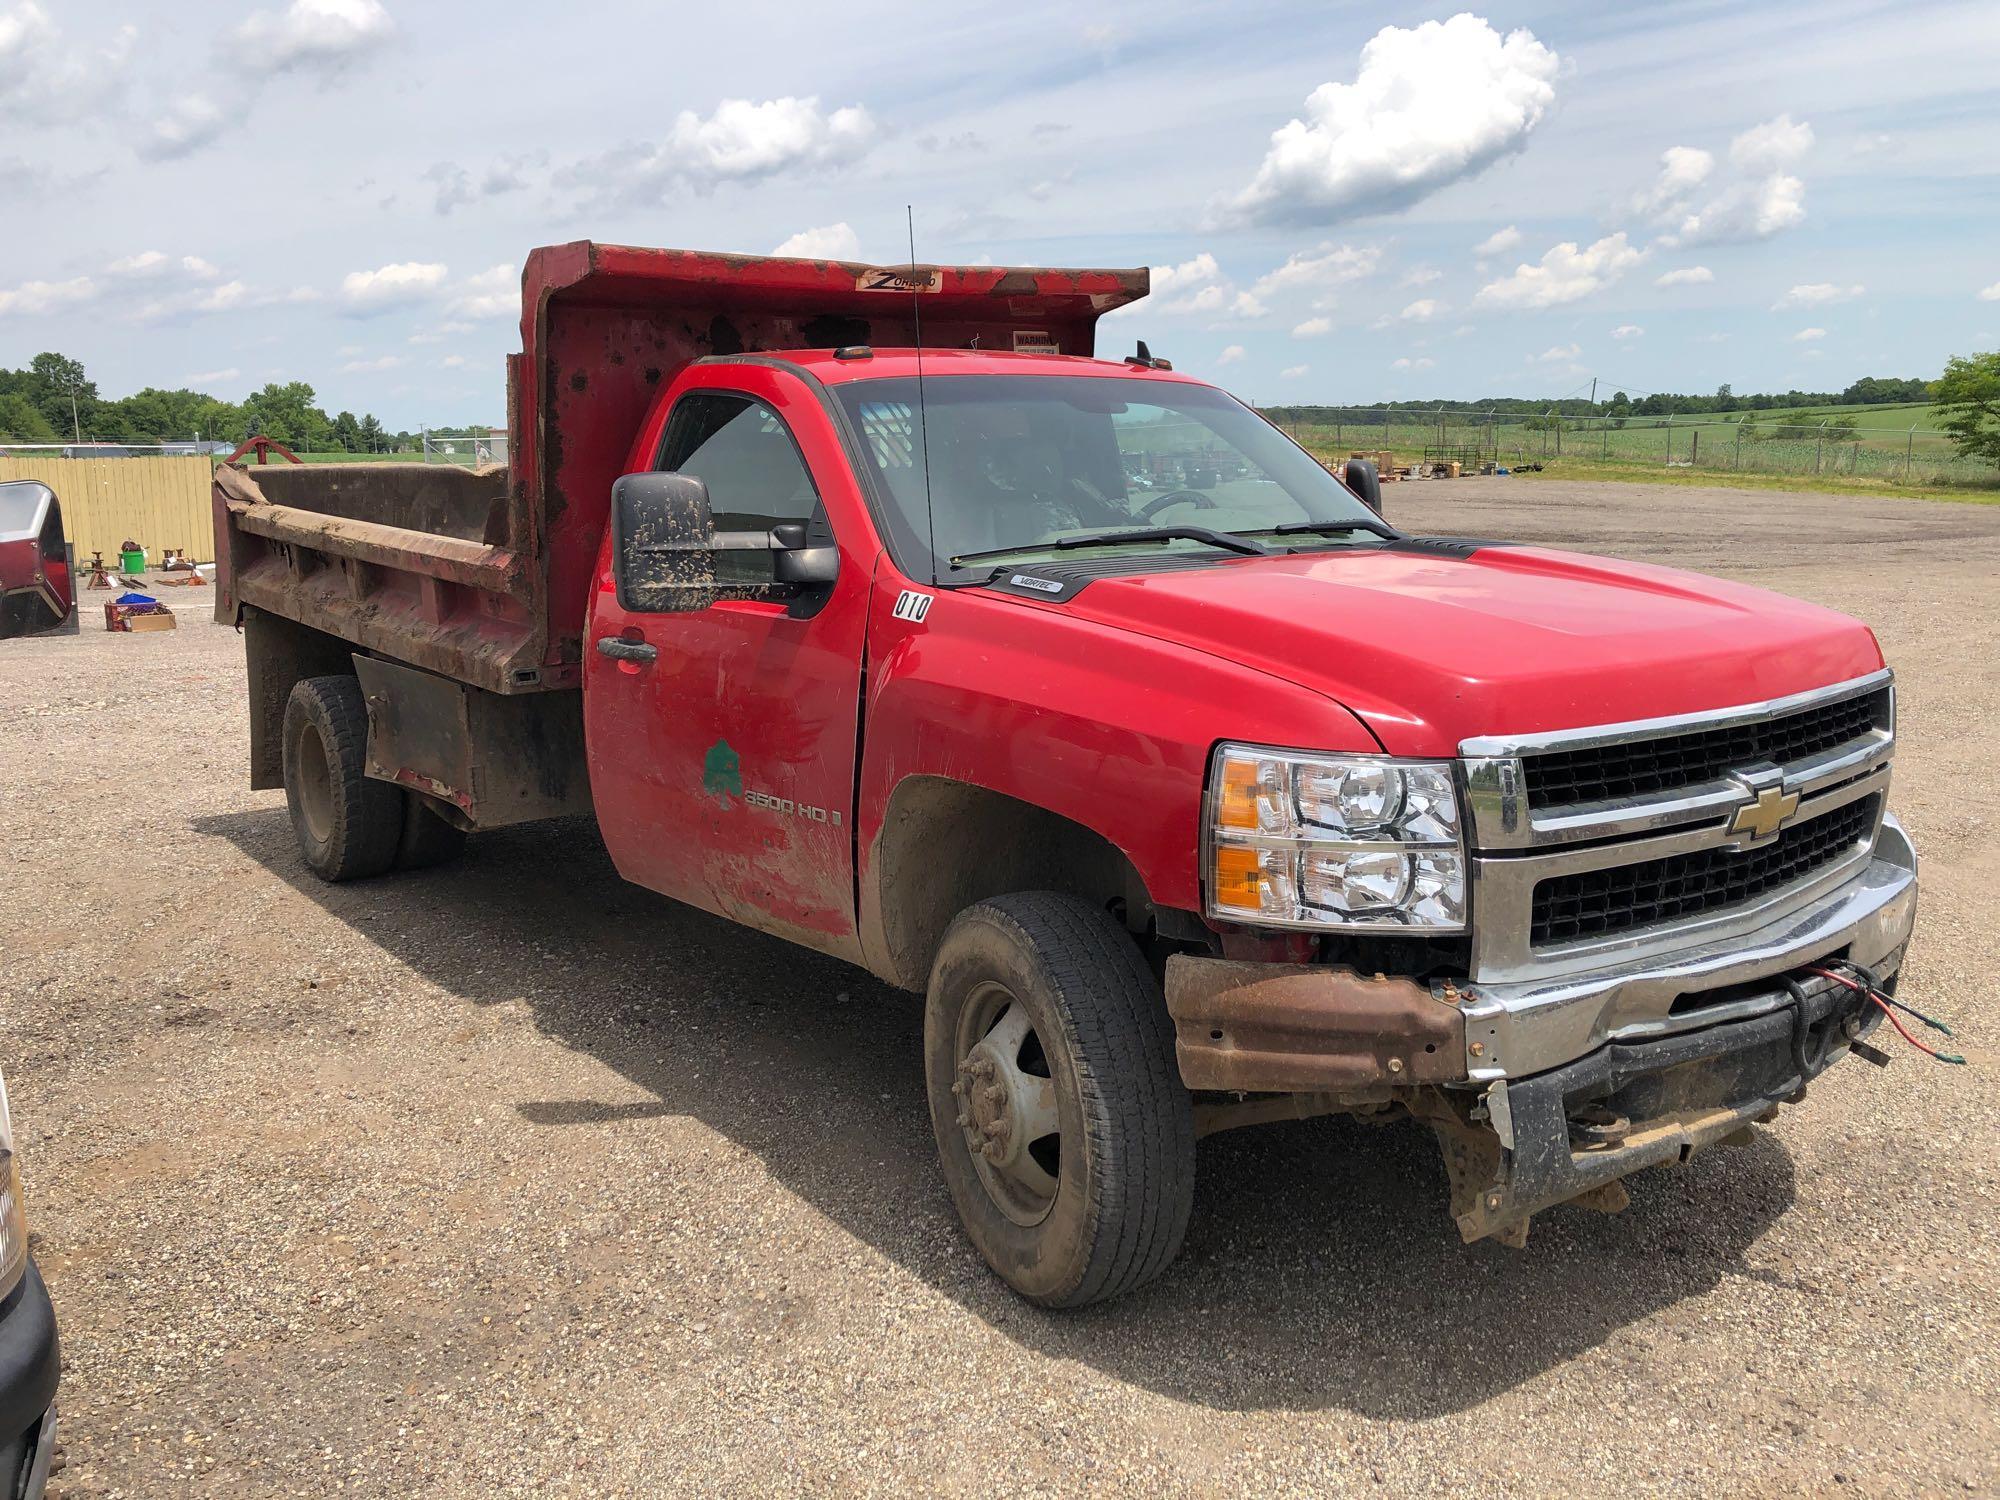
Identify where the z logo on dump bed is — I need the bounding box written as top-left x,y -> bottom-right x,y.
892,590 -> 933,623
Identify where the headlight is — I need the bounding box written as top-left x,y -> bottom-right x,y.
1206,745 -> 1467,931
0,1071 -> 26,1300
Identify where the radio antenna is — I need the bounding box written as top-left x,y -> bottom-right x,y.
907,204 -> 938,586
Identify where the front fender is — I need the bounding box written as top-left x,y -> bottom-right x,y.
855,570 -> 1381,976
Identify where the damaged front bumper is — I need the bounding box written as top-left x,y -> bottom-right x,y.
1165,814 -> 1919,1243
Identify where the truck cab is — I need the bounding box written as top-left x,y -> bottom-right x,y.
213,244 -> 1917,1306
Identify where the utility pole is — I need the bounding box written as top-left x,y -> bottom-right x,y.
68,388 -> 80,443
1589,377 -> 1598,411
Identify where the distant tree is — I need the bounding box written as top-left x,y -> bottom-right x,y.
1933,353 -> 2000,465
357,414 -> 384,452
332,411 -> 362,452
241,381 -> 332,449
0,393 -> 57,441
1607,390 -> 1630,416
1715,383 -> 1739,413
28,352 -> 96,436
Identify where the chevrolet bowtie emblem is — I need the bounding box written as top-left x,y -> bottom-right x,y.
1728,783 -> 1800,842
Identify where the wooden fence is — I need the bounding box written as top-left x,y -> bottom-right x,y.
0,455 -> 213,567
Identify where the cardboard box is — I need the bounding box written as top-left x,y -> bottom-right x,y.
105,602 -> 176,632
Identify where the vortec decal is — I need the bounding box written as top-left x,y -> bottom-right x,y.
1008,573 -> 1064,594
891,589 -> 934,622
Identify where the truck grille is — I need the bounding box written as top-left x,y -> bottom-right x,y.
1520,686 -> 1890,809
1530,795 -> 1879,947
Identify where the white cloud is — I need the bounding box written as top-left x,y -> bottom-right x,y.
1251,243 -> 1381,308
447,264 -> 518,320
108,251 -> 223,282
1676,172 -> 1805,244
1226,15 -> 1558,224
1632,146 -> 1713,217
0,3 -> 132,123
1792,327 -> 1827,342
340,354 -> 405,373
1475,232 -> 1645,309
236,0 -> 395,73
773,222 -> 863,260
1291,317 -> 1332,338
424,156 -> 535,217
183,367 -> 240,386
1399,298 -> 1441,322
440,354 -> 468,368
1128,252 -> 1265,321
1980,282 -> 2000,302
1392,356 -> 1435,371
341,261 -> 449,314
1473,225 -> 1522,258
1401,266 -> 1442,287
1534,343 -> 1583,362
1280,364 -> 1310,379
1773,282 -> 1863,308
1656,265 -> 1714,287
1611,324 -> 1644,340
0,275 -> 94,316
1217,345 -> 1246,365
140,94 -> 228,161
1730,113 -> 1813,172
193,280 -> 249,313
576,96 -> 873,201
1641,116 -> 1813,246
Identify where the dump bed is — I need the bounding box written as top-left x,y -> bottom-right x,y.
214,242 -> 1147,694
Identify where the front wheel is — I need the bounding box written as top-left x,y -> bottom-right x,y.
924,892 -> 1195,1307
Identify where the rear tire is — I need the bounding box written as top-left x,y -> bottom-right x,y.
282,675 -> 402,882
925,892 -> 1195,1307
396,793 -> 467,870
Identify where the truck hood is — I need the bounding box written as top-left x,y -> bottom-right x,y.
1045,543 -> 1884,757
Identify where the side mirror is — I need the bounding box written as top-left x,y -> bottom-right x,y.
1342,458 -> 1384,517
612,472 -> 718,613
770,522 -> 839,588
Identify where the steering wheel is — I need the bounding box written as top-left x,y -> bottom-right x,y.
1137,488 -> 1218,520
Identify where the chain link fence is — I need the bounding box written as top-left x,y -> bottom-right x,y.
1256,407 -> 1999,488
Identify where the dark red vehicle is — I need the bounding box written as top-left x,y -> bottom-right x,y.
0,482 -> 73,638
213,244 -> 1918,1305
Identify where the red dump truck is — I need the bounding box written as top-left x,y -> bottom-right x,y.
213,243 -> 1917,1306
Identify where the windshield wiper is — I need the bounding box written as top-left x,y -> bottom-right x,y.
951,524 -> 1270,568
1241,519 -> 1398,541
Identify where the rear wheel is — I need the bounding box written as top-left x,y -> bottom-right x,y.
924,892 -> 1195,1307
282,675 -> 402,882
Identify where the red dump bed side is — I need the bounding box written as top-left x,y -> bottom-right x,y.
507,242 -> 1147,676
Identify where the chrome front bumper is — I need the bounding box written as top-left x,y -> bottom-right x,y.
1456,812 -> 1918,1082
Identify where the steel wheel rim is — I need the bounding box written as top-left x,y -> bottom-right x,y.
294,719 -> 334,844
953,980 -> 1064,1227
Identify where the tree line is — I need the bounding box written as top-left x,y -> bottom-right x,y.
0,351 -> 482,453
1262,375 -> 1935,425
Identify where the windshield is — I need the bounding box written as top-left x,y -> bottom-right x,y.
831,375 -> 1382,580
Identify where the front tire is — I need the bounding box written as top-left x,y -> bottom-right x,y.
282,675 -> 403,882
925,892 -> 1195,1307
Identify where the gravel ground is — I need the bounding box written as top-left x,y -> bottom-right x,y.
2,478 -> 1996,1497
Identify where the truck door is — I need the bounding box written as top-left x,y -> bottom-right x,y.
583,375 -> 870,962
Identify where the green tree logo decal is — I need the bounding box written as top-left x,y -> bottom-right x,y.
702,739 -> 742,803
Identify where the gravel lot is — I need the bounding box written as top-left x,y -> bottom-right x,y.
3,478 -> 1996,1497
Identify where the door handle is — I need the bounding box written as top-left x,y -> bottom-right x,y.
596,637 -> 658,664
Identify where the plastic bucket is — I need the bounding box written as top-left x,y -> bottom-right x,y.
120,547 -> 146,574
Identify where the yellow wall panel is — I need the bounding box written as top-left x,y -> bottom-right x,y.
0,456 -> 213,565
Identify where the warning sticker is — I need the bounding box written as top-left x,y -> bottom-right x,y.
855,267 -> 942,293
1012,330 -> 1060,355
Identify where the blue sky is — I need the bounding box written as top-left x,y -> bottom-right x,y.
3,0 -> 1997,428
